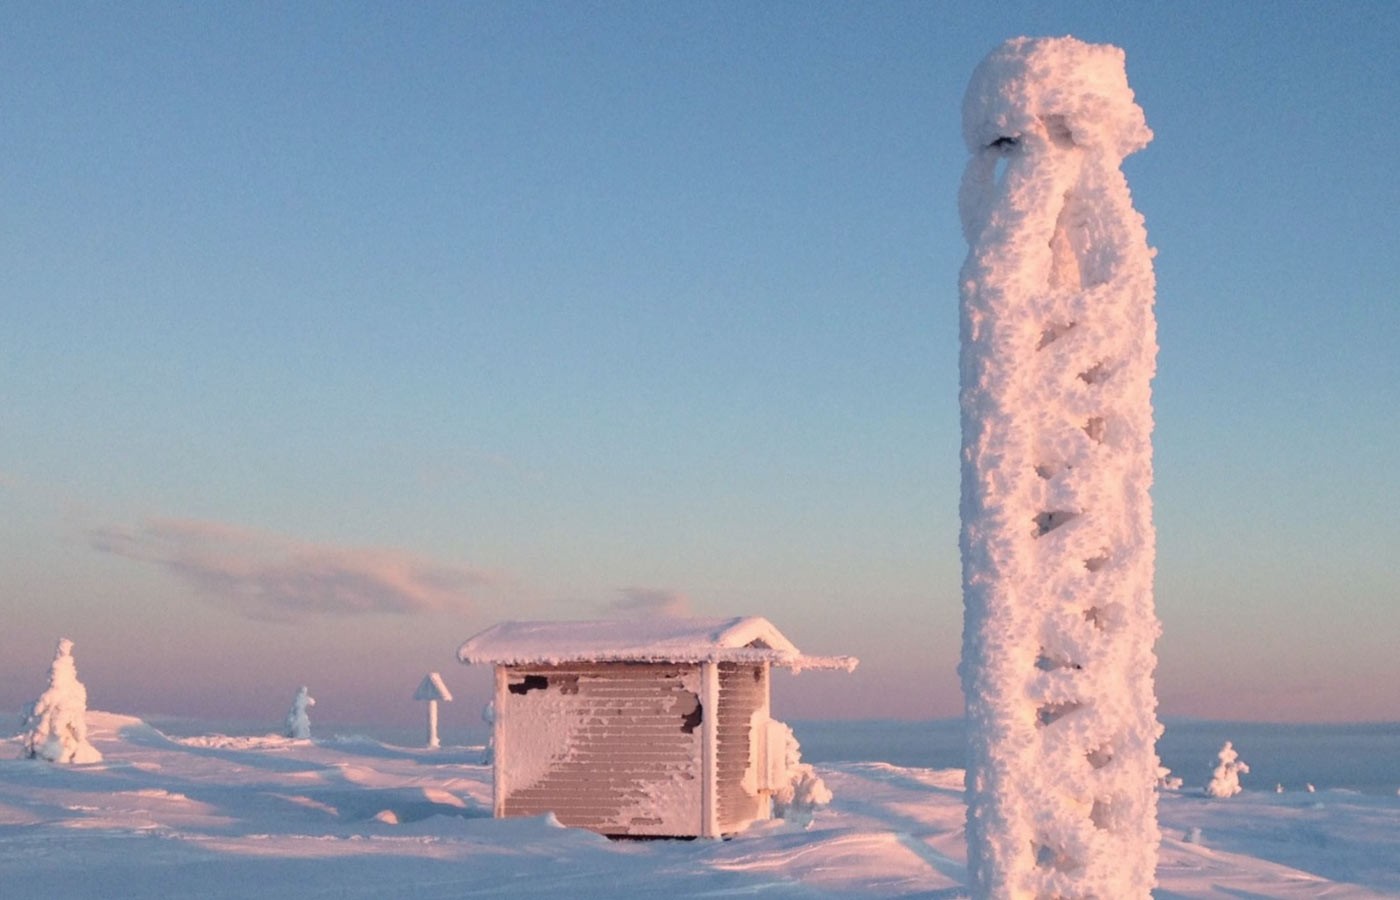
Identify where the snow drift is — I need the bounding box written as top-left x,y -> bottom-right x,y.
2,713 -> 1397,899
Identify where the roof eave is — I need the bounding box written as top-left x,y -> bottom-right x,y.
459,651 -> 859,672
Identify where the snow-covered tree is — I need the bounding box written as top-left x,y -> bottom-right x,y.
21,638 -> 103,764
284,686 -> 315,739
957,36 -> 1162,898
1157,765 -> 1183,791
1205,741 -> 1249,798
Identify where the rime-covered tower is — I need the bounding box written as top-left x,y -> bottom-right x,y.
957,37 -> 1161,898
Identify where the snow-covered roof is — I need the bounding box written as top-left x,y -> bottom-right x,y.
458,616 -> 857,673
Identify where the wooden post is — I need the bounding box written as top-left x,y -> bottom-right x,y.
426,698 -> 440,749
758,661 -> 772,821
700,660 -> 719,838
493,665 -> 507,818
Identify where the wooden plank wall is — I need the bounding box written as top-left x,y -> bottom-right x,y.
500,663 -> 703,836
716,662 -> 769,833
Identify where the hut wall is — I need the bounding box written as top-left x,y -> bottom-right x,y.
496,662 -> 704,836
715,661 -> 771,833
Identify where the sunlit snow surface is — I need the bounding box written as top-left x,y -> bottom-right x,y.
2,713 -> 1397,898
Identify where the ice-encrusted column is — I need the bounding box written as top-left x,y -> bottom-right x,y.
956,37 -> 1162,898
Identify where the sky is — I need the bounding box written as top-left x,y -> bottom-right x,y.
3,1 -> 1397,732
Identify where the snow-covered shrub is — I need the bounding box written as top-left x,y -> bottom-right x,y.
284,686 -> 315,739
1205,741 -> 1249,798
769,721 -> 831,827
1157,765 -> 1183,791
21,638 -> 102,764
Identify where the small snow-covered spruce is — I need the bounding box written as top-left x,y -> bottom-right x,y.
21,638 -> 103,764
284,686 -> 315,739
768,722 -> 831,827
957,35 -> 1161,900
1205,741 -> 1249,798
1157,765 -> 1183,791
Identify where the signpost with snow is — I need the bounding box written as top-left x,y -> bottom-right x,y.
956,37 -> 1162,898
414,673 -> 454,749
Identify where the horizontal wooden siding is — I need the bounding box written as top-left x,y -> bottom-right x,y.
499,662 -> 703,836
716,662 -> 769,833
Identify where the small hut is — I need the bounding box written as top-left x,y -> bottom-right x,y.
458,616 -> 855,838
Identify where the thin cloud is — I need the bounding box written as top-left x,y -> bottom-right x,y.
90,518 -> 492,622
608,586 -> 692,619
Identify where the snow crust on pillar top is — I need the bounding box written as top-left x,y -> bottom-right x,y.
962,36 -> 1151,160
957,34 -> 1161,900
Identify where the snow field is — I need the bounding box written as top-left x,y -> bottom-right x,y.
2,713 -> 1398,898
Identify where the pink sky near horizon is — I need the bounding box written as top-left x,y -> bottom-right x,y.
3,501 -> 1393,729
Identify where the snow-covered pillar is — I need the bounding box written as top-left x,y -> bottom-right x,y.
957,36 -> 1162,898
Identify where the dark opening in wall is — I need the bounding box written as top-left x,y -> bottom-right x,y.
508,675 -> 549,695
679,692 -> 703,734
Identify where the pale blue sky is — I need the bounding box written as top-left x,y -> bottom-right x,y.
4,1 -> 1397,729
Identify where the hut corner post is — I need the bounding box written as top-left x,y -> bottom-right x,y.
492,665 -> 507,818
700,661 -> 720,838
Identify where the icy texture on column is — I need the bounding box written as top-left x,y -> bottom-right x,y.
957,36 -> 1161,899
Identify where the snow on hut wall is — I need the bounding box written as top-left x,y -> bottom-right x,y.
716,662 -> 769,834
495,662 -> 704,836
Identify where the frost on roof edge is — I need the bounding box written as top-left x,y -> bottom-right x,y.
456,616 -> 857,672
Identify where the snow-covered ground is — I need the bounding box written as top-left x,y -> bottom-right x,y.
2,712 -> 1397,898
